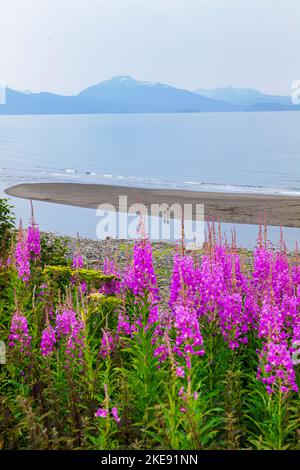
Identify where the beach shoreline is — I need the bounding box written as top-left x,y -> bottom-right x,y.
5,182 -> 300,228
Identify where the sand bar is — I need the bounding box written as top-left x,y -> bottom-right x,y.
5,182 -> 300,228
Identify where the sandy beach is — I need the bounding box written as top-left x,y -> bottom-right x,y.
5,182 -> 300,228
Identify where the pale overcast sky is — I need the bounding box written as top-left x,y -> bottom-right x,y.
0,0 -> 299,95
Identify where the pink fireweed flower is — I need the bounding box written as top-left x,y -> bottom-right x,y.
100,258 -> 121,295
153,303 -> 205,370
257,296 -> 298,394
99,330 -> 115,358
258,340 -> 298,394
252,244 -> 274,297
55,308 -> 77,337
290,296 -> 300,349
9,311 -> 31,354
243,292 -> 260,331
122,239 -> 160,324
196,240 -> 249,328
71,252 -> 87,294
55,307 -> 85,361
15,223 -> 31,282
198,254 -> 226,318
122,240 -> 159,296
176,366 -> 185,378
173,303 -> 205,367
111,407 -> 120,423
40,324 -> 56,356
271,250 -> 293,302
218,293 -> 250,349
258,300 -> 285,341
72,252 -> 84,269
65,320 -> 85,360
27,222 -> 41,259
151,309 -> 173,350
95,408 -> 108,418
78,281 -> 87,295
117,310 -> 132,336
154,344 -> 169,363
169,252 -> 202,312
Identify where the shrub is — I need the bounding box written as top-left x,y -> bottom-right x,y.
40,233 -> 69,266
0,198 -> 15,253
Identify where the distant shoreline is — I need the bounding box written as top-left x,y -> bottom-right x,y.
5,182 -> 300,228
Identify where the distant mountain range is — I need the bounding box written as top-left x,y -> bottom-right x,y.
79,75 -> 236,112
194,86 -> 296,111
0,76 -> 299,115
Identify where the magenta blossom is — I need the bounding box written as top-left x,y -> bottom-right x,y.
40,325 -> 56,356
95,408 -> 108,418
99,330 -> 115,358
111,407 -> 120,423
100,258 -> 121,295
72,252 -> 84,268
71,252 -> 87,294
122,240 -> 160,323
55,307 -> 85,361
176,366 -> 185,378
15,230 -> 31,282
27,222 -> 41,259
9,311 -> 31,354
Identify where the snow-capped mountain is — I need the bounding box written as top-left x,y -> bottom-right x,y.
78,75 -> 236,112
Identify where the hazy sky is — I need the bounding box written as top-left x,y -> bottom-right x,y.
0,0 -> 299,95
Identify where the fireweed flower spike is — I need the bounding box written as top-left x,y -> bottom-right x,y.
101,257 -> 121,295
173,303 -> 205,368
122,239 -> 160,323
55,306 -> 85,362
99,330 -> 115,358
72,251 -> 87,294
95,408 -> 108,418
176,366 -> 185,378
257,298 -> 298,394
65,320 -> 85,361
258,340 -> 299,394
27,218 -> 41,260
55,307 -> 78,337
40,324 -> 56,356
117,309 -> 132,337
169,251 -> 202,313
72,252 -> 84,269
111,407 -> 120,423
95,406 -> 120,422
218,292 -> 250,349
15,220 -> 31,282
9,310 -> 31,354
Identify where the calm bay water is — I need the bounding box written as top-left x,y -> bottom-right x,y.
0,112 -> 299,247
